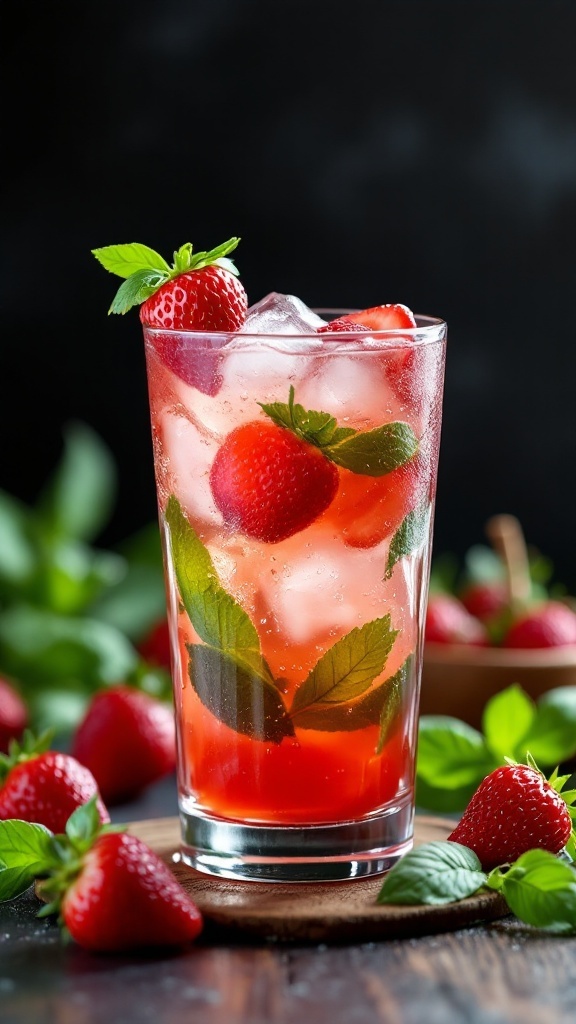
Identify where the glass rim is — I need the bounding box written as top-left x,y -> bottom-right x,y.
142,311 -> 447,346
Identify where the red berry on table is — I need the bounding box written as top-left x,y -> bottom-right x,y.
502,600 -> 576,649
209,419 -> 340,544
92,238 -> 247,395
61,829 -> 202,952
0,733 -> 109,833
0,676 -> 28,753
425,593 -> 489,646
71,686 -> 176,805
458,581 -> 509,623
138,618 -> 172,670
447,761 -> 573,870
0,799 -> 203,953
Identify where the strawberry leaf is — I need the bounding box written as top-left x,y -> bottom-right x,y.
385,503 -> 431,580
289,615 -> 398,716
187,644 -> 294,743
377,841 -> 487,905
108,269 -> 170,315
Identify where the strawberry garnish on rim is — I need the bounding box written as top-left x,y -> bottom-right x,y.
345,303 -> 417,332
92,237 -> 247,395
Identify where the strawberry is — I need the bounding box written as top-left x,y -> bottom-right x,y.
425,592 -> 489,646
209,419 -> 339,544
92,237 -> 247,395
0,676 -> 28,754
448,759 -> 575,870
71,686 -> 176,805
458,580 -> 509,623
346,303 -> 418,401
0,798 -> 203,953
0,732 -> 109,833
138,618 -> 171,670
323,456 -> 421,549
502,600 -> 576,649
317,316 -> 372,336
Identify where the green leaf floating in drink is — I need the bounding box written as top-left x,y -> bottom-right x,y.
385,502 -> 431,580
165,496 -> 413,746
260,386 -> 418,476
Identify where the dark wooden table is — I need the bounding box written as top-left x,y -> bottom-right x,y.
2,776 -> 575,1024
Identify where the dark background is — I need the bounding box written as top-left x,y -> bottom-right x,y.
1,1 -> 575,589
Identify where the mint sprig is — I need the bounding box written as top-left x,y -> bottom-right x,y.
385,502 -> 431,580
377,841 -> 576,934
260,387 -> 418,477
165,495 -> 409,747
417,683 -> 576,813
91,237 -> 241,315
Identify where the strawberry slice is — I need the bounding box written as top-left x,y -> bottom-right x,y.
345,303 -> 418,402
317,316 -> 372,336
324,455 -> 422,549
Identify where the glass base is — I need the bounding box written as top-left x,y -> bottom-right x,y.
177,796 -> 414,882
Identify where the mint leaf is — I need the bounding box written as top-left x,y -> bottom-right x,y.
488,850 -> 576,933
0,866 -> 41,902
290,657 -> 411,738
188,644 -> 294,743
0,491 -> 36,589
377,841 -> 487,905
417,716 -> 496,789
290,616 -> 398,716
376,658 -> 410,753
260,388 -> 418,477
91,242 -> 171,278
165,496 -> 263,671
385,503 -> 431,580
482,684 -> 536,761
324,422 -> 418,476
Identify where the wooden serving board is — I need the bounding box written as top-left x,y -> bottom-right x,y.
128,815 -> 509,943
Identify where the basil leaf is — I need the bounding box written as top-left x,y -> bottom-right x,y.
523,687 -> 576,765
493,850 -> 576,933
482,684 -> 536,761
324,422 -> 418,476
385,503 -> 431,580
290,616 -> 398,715
417,716 -> 496,789
377,841 -> 487,905
188,644 -> 294,744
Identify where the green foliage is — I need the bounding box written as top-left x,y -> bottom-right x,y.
416,683 -> 576,812
0,422 -> 168,738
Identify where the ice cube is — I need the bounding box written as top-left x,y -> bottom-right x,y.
297,352 -> 404,427
154,409 -> 223,529
240,292 -> 325,335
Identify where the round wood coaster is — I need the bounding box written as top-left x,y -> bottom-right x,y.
129,815 -> 509,943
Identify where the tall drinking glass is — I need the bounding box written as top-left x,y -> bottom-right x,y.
143,312 -> 446,882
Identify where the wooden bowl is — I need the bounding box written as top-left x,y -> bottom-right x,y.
420,642 -> 576,730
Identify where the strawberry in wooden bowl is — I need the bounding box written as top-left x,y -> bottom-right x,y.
420,514 -> 576,728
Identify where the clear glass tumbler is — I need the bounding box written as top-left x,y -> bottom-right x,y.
143,312 -> 447,881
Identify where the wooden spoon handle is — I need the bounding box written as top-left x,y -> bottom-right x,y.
484,514 -> 532,607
